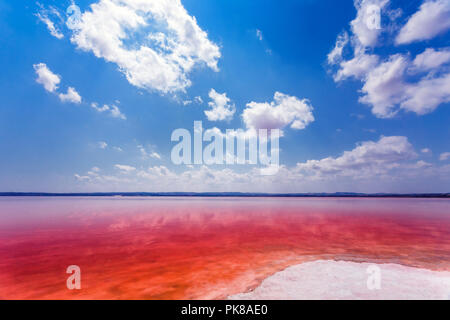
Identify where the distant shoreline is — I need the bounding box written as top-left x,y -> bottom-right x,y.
0,192 -> 448,198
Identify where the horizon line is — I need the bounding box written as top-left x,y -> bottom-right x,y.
0,192 -> 448,198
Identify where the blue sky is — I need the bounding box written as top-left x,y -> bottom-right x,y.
0,0 -> 449,193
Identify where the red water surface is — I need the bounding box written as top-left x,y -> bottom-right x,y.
0,197 -> 449,299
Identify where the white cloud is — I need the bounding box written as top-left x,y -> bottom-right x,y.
138,145 -> 147,157
34,63 -> 84,104
242,92 -> 314,130
440,152 -> 450,161
98,141 -> 108,149
295,136 -> 417,178
334,51 -> 379,81
115,164 -> 136,173
359,54 -> 408,117
412,160 -> 433,169
36,12 -> 64,39
396,0 -> 450,45
204,89 -> 236,121
256,29 -> 263,41
33,63 -> 60,92
58,87 -> 82,104
400,72 -> 450,115
358,54 -> 450,117
110,105 -> 126,120
74,174 -> 91,182
69,0 -> 220,94
137,165 -> 174,179
72,135 -> 450,193
91,103 -> 126,119
113,146 -> 123,152
91,102 -> 109,112
33,61 -> 124,117
350,0 -> 389,48
87,166 -> 101,176
138,145 -> 161,160
194,96 -> 203,104
149,152 -> 161,160
327,32 -> 349,65
421,148 -> 431,153
182,95 -> 203,106
412,47 -> 450,71
328,1 -> 450,118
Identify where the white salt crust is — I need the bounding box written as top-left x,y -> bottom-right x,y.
228,260 -> 450,300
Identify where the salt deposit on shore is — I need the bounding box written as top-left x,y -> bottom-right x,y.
229,260 -> 450,300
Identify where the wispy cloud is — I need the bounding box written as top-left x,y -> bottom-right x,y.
91,103 -> 126,120
36,4 -> 64,39
256,29 -> 263,41
138,145 -> 161,160
114,164 -> 136,173
98,141 -> 107,149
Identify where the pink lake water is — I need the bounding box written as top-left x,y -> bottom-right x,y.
0,197 -> 449,299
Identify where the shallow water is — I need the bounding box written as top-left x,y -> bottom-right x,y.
0,197 -> 449,299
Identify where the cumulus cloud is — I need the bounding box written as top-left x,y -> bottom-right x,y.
72,135 -> 449,193
396,0 -> 450,45
400,72 -> 450,115
242,92 -> 314,130
33,63 -> 61,92
34,63 -> 85,104
334,51 -> 379,81
328,1 -> 450,118
58,87 -> 82,104
69,0 -> 220,94
295,136 -> 417,178
204,89 -> 236,121
137,165 -> 174,179
359,54 -> 408,117
33,64 -> 126,117
358,51 -> 450,117
350,0 -> 389,48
